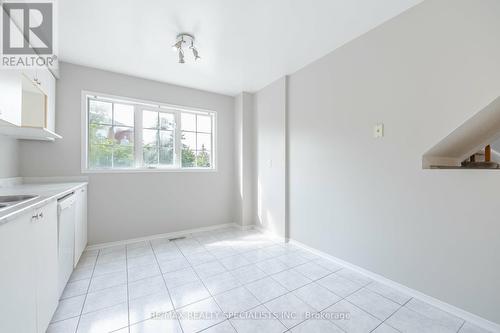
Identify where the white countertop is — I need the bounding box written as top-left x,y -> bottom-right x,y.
0,182 -> 87,225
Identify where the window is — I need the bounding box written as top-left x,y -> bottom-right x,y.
83,93 -> 216,172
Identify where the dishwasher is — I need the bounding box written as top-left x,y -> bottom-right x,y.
57,192 -> 76,296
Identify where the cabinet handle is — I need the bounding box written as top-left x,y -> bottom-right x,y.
38,212 -> 44,219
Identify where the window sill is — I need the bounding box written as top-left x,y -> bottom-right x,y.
81,167 -> 217,174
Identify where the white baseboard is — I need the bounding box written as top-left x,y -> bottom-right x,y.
289,238 -> 500,333
86,223 -> 239,250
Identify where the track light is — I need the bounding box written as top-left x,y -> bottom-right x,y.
172,33 -> 200,63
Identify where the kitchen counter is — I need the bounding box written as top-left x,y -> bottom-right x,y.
0,182 -> 87,225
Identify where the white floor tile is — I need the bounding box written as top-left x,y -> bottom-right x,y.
170,280 -> 211,309
158,258 -> 190,273
77,303 -> 128,333
186,251 -> 217,266
93,261 -> 126,277
245,276 -> 289,303
129,317 -> 182,333
95,252 -> 126,266
293,283 -> 341,311
335,268 -> 372,286
229,264 -> 267,285
203,271 -> 242,295
346,288 -> 401,321
61,279 -> 90,299
229,305 -> 287,333
459,322 -> 493,333
129,292 -> 174,324
83,284 -> 128,314
214,286 -> 260,315
366,281 -> 412,305
290,317 -> 344,333
164,267 -> 200,289
51,295 -> 86,322
372,323 -> 401,332
69,266 -> 94,282
177,298 -> 226,333
317,273 -> 363,297
276,253 -> 310,267
405,298 -> 464,331
128,275 -> 168,300
127,253 -> 157,268
242,248 -> 276,263
386,306 -> 459,333
88,271 -> 127,293
271,268 -> 312,291
255,257 -> 291,275
294,262 -> 332,281
155,249 -> 184,262
46,316 -> 79,333
313,258 -> 343,273
194,261 -> 227,279
52,229 -> 474,333
326,300 -> 381,333
99,245 -> 126,255
200,320 -> 236,332
219,255 -> 252,270
128,263 -> 161,282
264,293 -> 315,329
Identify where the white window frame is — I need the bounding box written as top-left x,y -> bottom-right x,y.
81,91 -> 217,173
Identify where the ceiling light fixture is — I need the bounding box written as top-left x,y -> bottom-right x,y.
172,33 -> 200,64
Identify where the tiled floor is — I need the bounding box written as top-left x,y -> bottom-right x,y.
47,227 -> 490,333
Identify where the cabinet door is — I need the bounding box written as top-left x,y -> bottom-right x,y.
36,68 -> 56,131
33,201 -> 59,333
0,212 -> 37,333
74,186 -> 88,265
0,70 -> 22,126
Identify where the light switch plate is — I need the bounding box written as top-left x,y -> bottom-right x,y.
373,123 -> 384,138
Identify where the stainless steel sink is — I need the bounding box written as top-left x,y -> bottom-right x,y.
0,195 -> 39,211
0,195 -> 38,203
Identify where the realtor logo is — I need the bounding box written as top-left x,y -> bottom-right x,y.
1,1 -> 57,68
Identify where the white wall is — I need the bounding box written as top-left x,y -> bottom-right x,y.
0,136 -> 18,178
234,92 -> 255,227
254,77 -> 287,237
284,0 -> 500,324
19,62 -> 236,245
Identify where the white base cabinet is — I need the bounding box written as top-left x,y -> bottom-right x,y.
74,185 -> 88,266
0,210 -> 38,333
0,201 -> 59,333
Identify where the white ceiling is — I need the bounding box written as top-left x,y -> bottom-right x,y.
59,0 -> 422,96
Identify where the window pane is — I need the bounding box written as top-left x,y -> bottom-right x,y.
159,147 -> 174,165
181,113 -> 196,131
196,150 -> 211,168
159,130 -> 173,147
143,129 -> 158,147
114,127 -> 134,146
89,100 -> 112,124
197,115 -> 212,133
89,144 -> 112,168
143,146 -> 158,165
143,110 -> 158,129
113,145 -> 134,168
89,124 -> 113,145
159,112 -> 175,130
181,131 -> 196,150
197,133 -> 211,151
182,148 -> 196,168
114,104 -> 134,127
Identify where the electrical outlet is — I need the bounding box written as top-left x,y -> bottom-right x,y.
373,123 -> 384,138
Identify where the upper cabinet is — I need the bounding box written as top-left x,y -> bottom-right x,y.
0,70 -> 22,126
0,68 -> 61,141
